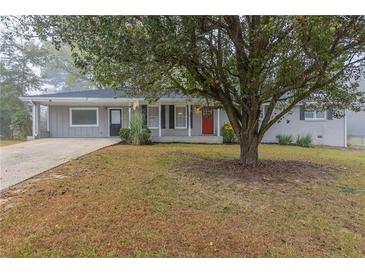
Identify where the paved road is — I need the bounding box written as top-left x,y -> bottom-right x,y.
0,138 -> 120,191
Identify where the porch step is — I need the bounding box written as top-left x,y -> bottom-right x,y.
151,136 -> 223,144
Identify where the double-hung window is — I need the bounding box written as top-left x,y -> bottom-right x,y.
304,110 -> 326,120
70,107 -> 99,127
175,106 -> 187,128
147,106 -> 159,128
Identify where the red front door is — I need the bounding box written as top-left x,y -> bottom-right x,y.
202,107 -> 214,135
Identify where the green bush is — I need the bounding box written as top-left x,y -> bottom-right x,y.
276,134 -> 293,145
141,127 -> 151,144
119,128 -> 131,143
296,134 -> 313,147
127,112 -> 151,145
222,122 -> 238,143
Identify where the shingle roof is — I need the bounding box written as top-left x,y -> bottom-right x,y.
26,89 -> 191,99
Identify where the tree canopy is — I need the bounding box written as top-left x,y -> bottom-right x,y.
0,16 -> 96,139
32,16 -> 365,164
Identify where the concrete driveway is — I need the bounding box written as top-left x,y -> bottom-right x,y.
0,138 -> 120,191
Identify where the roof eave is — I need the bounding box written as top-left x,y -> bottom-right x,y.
19,96 -> 203,104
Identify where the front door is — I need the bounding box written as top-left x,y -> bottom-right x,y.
109,109 -> 122,136
202,107 -> 214,135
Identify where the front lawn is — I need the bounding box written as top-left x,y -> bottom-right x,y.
0,144 -> 364,257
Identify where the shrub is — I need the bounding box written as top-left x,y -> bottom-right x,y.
130,112 -> 143,145
296,134 -> 313,147
128,112 -> 151,145
276,134 -> 293,145
141,127 -> 151,145
222,122 -> 238,143
119,128 -> 131,143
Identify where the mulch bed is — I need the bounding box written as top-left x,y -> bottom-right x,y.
173,157 -> 339,185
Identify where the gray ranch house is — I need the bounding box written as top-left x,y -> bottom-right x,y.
20,89 -> 347,147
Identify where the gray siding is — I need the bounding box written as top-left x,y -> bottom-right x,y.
48,104 -> 346,146
260,106 -> 345,146
219,106 -> 345,146
347,110 -> 365,137
49,106 -> 129,138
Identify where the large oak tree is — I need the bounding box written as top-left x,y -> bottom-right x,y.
32,16 -> 365,165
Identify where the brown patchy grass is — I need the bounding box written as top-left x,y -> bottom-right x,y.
0,144 -> 365,257
0,140 -> 23,147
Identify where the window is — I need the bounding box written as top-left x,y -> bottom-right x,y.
175,106 -> 187,128
70,108 -> 99,127
259,107 -> 265,119
304,110 -> 326,120
110,109 -> 121,125
147,106 -> 159,128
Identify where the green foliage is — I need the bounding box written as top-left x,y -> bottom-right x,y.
0,17 -> 45,139
276,134 -> 293,145
0,16 -> 95,140
130,112 -> 143,145
10,109 -> 31,140
119,128 -> 131,143
222,122 -> 238,143
129,112 -> 151,145
30,15 -> 365,163
296,134 -> 313,147
0,85 -> 31,139
141,127 -> 152,145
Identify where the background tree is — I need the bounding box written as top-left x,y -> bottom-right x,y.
32,16 -> 365,165
0,16 -> 45,139
41,42 -> 95,91
0,16 -> 95,139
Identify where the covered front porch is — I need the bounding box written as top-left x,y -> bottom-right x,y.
28,99 -> 225,143
142,102 -> 224,142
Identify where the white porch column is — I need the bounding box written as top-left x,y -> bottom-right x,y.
217,108 -> 221,137
46,105 -> 50,132
188,103 -> 191,137
32,102 -> 40,139
128,103 -> 132,129
158,103 -> 162,137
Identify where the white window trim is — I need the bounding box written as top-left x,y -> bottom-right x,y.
304,110 -> 327,121
147,105 -> 159,129
175,105 -> 187,129
69,107 -> 99,127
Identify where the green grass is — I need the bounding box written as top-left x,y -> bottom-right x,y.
0,144 -> 364,257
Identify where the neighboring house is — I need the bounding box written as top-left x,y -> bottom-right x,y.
346,78 -> 365,146
347,110 -> 365,146
20,89 -> 347,147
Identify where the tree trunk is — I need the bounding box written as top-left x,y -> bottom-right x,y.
239,135 -> 259,166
